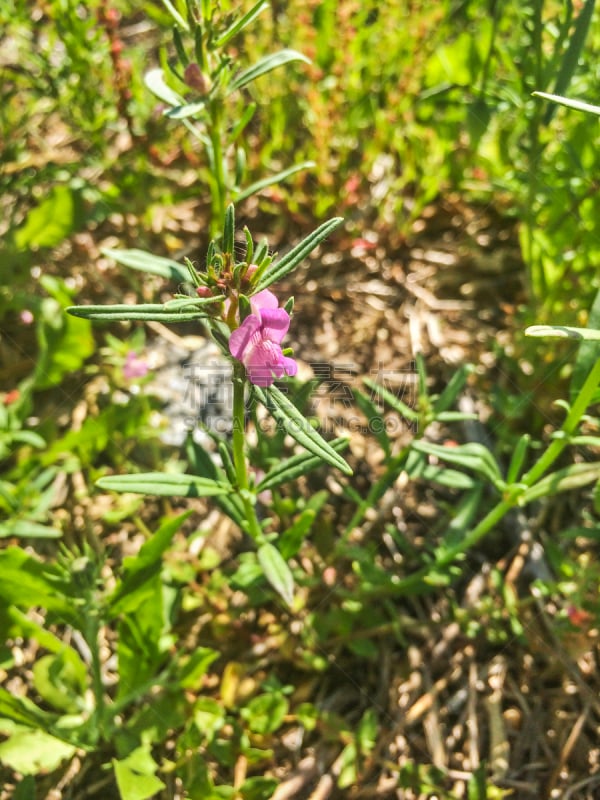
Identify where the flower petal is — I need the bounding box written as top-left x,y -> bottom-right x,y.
281,355 -> 298,378
251,289 -> 279,313
228,314 -> 261,360
259,308 -> 291,344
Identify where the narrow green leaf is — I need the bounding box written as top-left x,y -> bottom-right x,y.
228,49 -> 310,94
66,302 -> 216,322
412,440 -> 502,484
254,385 -> 353,475
96,472 -> 230,497
257,438 -> 349,492
185,438 -> 247,529
571,288 -> 600,402
165,100 -> 207,119
525,324 -> 600,340
433,363 -> 475,414
353,388 -> 390,457
161,0 -> 189,30
214,0 -> 269,47
533,91 -> 600,117
506,434 -> 531,484
362,377 -> 419,422
544,0 -> 596,124
223,203 -> 235,256
0,520 -> 62,539
144,67 -> 185,106
521,461 -> 600,503
235,161 -> 316,203
257,543 -> 294,606
254,217 -> 344,292
102,248 -> 190,282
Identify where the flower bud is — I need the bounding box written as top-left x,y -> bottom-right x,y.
184,63 -> 210,94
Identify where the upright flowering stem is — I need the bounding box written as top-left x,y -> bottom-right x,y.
232,362 -> 264,542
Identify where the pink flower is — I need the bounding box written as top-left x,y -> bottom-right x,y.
123,351 -> 149,380
228,292 -> 297,387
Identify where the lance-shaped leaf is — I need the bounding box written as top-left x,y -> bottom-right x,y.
257,543 -> 294,607
257,437 -> 349,493
254,217 -> 344,292
228,49 -> 310,95
254,385 -> 352,475
235,161 -> 316,203
412,440 -> 503,486
165,101 -> 207,120
96,472 -> 231,497
521,461 -> 600,504
215,0 -> 269,47
543,0 -> 596,124
533,91 -> 600,117
526,324 -> 600,340
102,248 -> 190,283
66,301 -> 218,323
145,68 -> 186,107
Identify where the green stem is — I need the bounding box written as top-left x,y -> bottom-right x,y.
232,365 -> 264,542
521,355 -> 600,486
86,610 -> 106,742
376,358 -> 600,598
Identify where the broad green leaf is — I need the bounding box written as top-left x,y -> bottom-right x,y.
215,0 -> 269,47
254,385 -> 352,475
0,727 -> 75,775
411,440 -> 502,485
14,185 -> 76,251
32,652 -> 87,714
254,217 -> 344,292
144,67 -> 185,107
67,302 -> 216,323
521,461 -> 600,504
525,324 -> 600,340
101,248 -> 190,282
113,746 -> 165,800
235,161 -> 316,203
0,687 -> 57,731
241,692 -> 289,735
256,437 -> 349,492
257,543 -> 294,606
179,648 -> 219,690
238,777 -> 279,800
0,548 -> 75,623
228,49 -> 310,94
97,472 -> 230,497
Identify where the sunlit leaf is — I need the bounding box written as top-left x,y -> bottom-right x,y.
97,472 -> 230,497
